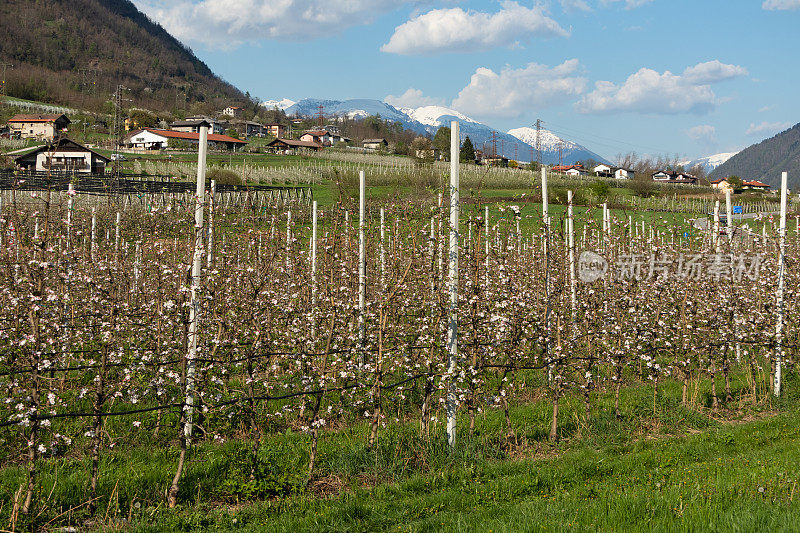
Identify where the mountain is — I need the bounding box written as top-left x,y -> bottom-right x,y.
709,122 -> 800,188
262,98 -> 296,111
286,98 -> 609,164
507,127 -> 609,165
679,152 -> 738,174
0,0 -> 246,112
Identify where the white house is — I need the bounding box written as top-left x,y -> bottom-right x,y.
594,164 -> 612,176
614,168 -> 634,180
124,128 -> 247,151
14,138 -> 109,173
566,167 -> 588,176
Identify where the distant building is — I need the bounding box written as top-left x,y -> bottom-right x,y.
651,170 -> 698,185
742,180 -> 770,191
264,123 -> 287,138
14,138 -> 109,173
222,106 -> 244,118
552,164 -> 586,175
301,130 -> 333,146
7,114 -> 70,140
266,138 -> 323,153
124,128 -> 247,151
170,117 -> 225,135
362,138 -> 388,150
710,178 -> 733,191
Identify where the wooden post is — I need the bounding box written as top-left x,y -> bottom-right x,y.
207,180 -> 216,268
567,190 -> 577,317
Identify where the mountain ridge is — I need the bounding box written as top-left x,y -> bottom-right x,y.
284,98 -> 610,165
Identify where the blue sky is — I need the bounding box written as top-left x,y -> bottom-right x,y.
133,0 -> 800,162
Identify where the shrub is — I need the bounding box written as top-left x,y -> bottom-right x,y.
207,168 -> 242,186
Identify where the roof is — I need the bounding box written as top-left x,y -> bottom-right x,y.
267,138 -> 322,149
743,180 -> 770,187
8,113 -> 70,124
303,130 -> 328,136
13,138 -> 109,163
709,178 -> 727,184
128,128 -> 247,144
170,119 -> 212,127
363,138 -> 388,143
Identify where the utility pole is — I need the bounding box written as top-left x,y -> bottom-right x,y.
317,104 -> 324,127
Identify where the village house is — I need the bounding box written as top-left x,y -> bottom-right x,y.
552,164 -> 586,175
362,138 -> 388,150
742,180 -> 770,191
263,123 -> 287,138
7,114 -> 70,140
651,170 -> 698,185
266,138 -> 323,154
710,178 -> 734,191
301,130 -> 333,146
124,128 -> 247,151
222,106 -> 244,118
14,138 -> 109,173
594,164 -> 633,179
169,117 -> 226,135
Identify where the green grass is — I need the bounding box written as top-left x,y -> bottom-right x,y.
3,372 -> 799,531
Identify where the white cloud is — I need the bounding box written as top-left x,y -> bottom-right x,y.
746,121 -> 791,136
758,105 -> 774,112
559,0 -> 592,12
381,1 -> 568,55
682,60 -> 748,84
763,0 -> 800,10
384,88 -> 444,109
687,125 -> 716,142
601,0 -> 654,9
452,60 -> 586,119
576,61 -> 748,115
133,0 -> 409,47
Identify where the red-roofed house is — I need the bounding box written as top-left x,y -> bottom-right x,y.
7,114 -> 70,140
300,130 -> 333,146
743,180 -> 770,191
123,128 -> 247,151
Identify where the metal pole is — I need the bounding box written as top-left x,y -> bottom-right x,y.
446,121 -> 460,448
775,172 -> 788,397
185,123 -> 208,441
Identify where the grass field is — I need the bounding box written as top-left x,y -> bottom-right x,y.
3,372 -> 798,532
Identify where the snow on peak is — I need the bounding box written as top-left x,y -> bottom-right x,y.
507,127 -> 578,152
680,152 -> 738,171
261,98 -> 296,110
406,106 -> 478,128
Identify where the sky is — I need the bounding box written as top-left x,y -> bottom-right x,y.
132,0 -> 800,162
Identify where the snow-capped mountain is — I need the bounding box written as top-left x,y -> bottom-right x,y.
284,98 -> 609,164
261,98 -> 295,110
680,152 -> 738,174
508,127 -> 581,154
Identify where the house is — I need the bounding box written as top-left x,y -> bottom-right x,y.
301,130 -> 333,146
594,164 -> 612,176
651,170 -> 698,185
552,164 -> 585,174
482,156 -> 509,167
233,121 -> 265,138
613,168 -> 634,180
14,138 -> 109,173
263,123 -> 287,138
710,178 -> 733,191
7,114 -> 70,140
124,128 -> 247,151
170,117 -> 225,135
222,106 -> 244,118
742,180 -> 770,191
362,138 -> 388,150
266,138 -> 323,153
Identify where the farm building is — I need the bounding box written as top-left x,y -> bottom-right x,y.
594,165 -> 634,179
124,128 -> 247,151
13,138 -> 109,173
266,138 -> 323,153
7,114 -> 70,140
362,138 -> 388,150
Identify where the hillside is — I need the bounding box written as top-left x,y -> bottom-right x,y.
0,0 -> 246,112
709,122 -> 800,188
286,98 -> 609,164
